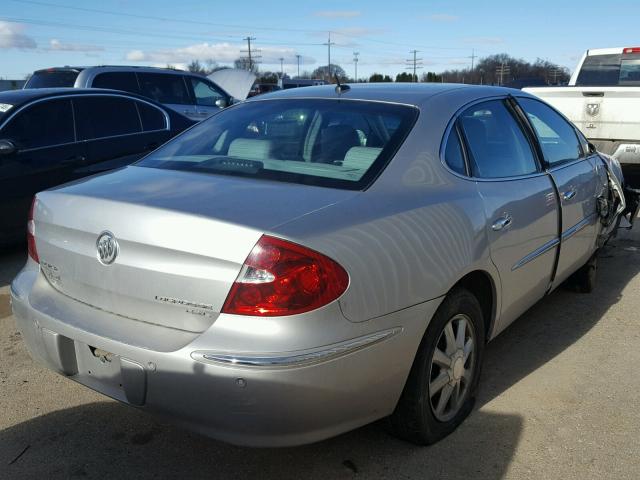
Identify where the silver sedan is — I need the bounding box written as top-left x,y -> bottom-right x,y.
10,83 -> 634,447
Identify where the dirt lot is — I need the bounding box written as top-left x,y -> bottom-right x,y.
1,228 -> 640,480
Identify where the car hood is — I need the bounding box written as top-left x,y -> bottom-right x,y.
208,69 -> 256,101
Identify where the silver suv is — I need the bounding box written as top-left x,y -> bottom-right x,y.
24,66 -> 234,121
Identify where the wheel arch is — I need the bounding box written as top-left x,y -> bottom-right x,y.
450,270 -> 497,342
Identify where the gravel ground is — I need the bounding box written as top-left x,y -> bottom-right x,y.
1,228 -> 639,480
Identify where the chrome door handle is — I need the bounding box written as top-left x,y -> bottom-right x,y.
563,189 -> 577,201
492,214 -> 512,231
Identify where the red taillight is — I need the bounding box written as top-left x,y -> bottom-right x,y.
222,235 -> 349,316
623,47 -> 640,54
27,197 -> 39,263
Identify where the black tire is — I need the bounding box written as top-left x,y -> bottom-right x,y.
569,255 -> 597,293
389,287 -> 485,445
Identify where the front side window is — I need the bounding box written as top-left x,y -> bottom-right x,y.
74,96 -> 141,140
2,99 -> 74,148
190,78 -> 225,106
458,100 -> 538,178
137,99 -> 418,190
138,73 -> 191,105
518,98 -> 582,166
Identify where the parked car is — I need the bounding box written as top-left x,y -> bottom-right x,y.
524,47 -> 640,185
0,88 -> 194,246
24,66 -> 254,121
11,84 -> 636,447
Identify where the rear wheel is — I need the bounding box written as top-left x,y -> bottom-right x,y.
568,254 -> 597,293
389,288 -> 485,445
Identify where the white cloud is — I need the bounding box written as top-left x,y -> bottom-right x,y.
0,21 -> 36,49
314,10 -> 361,18
331,27 -> 384,37
126,42 -> 315,67
49,39 -> 104,52
426,14 -> 459,22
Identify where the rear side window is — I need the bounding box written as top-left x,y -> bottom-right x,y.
518,98 -> 582,166
137,99 -> 418,190
25,71 -> 79,88
3,99 -> 74,148
190,78 -> 224,106
136,101 -> 167,131
138,73 -> 191,105
92,72 -> 140,94
74,96 -> 142,140
459,100 -> 538,178
444,128 -> 466,175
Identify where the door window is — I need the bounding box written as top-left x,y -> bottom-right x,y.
136,101 -> 167,131
459,100 -> 538,178
190,77 -> 225,106
2,99 -> 74,149
518,98 -> 582,166
93,72 -> 140,94
138,73 -> 191,105
74,96 -> 141,140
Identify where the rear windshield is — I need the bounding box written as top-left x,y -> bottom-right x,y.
137,98 -> 418,190
25,70 -> 80,88
575,53 -> 640,86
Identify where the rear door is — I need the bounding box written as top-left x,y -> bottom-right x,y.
517,97 -> 602,286
136,72 -> 196,119
73,95 -> 157,173
0,98 -> 84,242
455,99 -> 559,331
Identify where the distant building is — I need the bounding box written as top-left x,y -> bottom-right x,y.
0,79 -> 26,91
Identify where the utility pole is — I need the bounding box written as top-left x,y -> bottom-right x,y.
353,51 -> 359,82
470,48 -> 477,82
279,57 -> 284,77
323,32 -> 335,79
241,36 -> 261,71
296,54 -> 301,78
405,50 -> 423,82
496,62 -> 510,86
549,67 -> 561,85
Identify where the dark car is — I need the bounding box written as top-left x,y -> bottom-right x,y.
0,88 -> 195,245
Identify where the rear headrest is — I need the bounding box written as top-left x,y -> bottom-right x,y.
228,138 -> 272,161
343,147 -> 383,170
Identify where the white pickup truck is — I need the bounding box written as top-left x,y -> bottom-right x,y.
524,47 -> 640,184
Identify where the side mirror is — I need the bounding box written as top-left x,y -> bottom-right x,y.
215,98 -> 229,109
588,142 -> 597,155
0,139 -> 16,156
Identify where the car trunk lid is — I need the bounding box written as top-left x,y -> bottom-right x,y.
33,166 -> 356,333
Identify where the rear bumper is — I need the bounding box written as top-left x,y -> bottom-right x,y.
10,264 -> 438,447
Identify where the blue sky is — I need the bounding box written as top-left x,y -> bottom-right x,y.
2,0 -> 640,80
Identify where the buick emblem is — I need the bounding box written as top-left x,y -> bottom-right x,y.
96,231 -> 119,265
586,103 -> 600,117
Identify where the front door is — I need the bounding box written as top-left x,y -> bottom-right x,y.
517,97 -> 602,286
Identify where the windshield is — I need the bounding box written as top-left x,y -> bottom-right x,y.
575,53 -> 640,86
25,70 -> 80,88
137,98 -> 418,190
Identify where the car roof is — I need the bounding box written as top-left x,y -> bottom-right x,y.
0,87 -> 167,109
34,65 -> 189,75
248,82 -> 522,107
